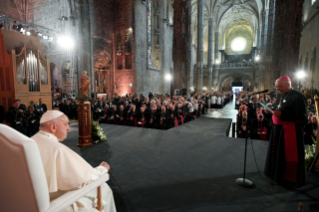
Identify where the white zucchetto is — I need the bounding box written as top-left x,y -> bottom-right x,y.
40,110 -> 64,124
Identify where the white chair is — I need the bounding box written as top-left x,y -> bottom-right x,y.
0,124 -> 108,212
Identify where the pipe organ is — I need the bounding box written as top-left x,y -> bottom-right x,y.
0,29 -> 52,112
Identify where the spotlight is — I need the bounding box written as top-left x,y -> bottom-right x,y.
165,73 -> 172,81
203,86 -> 207,91
57,36 -> 75,49
255,55 -> 260,61
43,35 -> 48,40
26,30 -> 31,36
59,16 -> 69,21
296,70 -> 306,79
48,36 -> 54,41
37,31 -> 43,37
215,59 -> 220,64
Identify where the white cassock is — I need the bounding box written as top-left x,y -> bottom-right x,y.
211,96 -> 217,105
32,131 -> 117,212
217,97 -> 222,105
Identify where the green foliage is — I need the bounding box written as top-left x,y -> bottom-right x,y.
305,136 -> 317,170
91,119 -> 107,142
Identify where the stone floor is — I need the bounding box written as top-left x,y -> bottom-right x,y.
203,96 -> 238,137
63,97 -> 319,212
203,96 -> 238,122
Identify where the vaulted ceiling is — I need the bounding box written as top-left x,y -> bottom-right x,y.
191,0 -> 266,57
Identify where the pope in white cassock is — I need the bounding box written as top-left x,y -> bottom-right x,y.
32,111 -> 117,212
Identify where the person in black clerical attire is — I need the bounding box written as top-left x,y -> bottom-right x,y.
0,104 -> 5,123
137,105 -> 147,127
25,105 -> 40,136
17,99 -> 27,112
6,100 -> 28,135
237,110 -> 251,138
264,76 -> 307,188
304,116 -> 317,145
117,105 -> 125,125
126,104 -> 138,126
252,112 -> 270,140
167,104 -> 177,129
34,98 -> 47,118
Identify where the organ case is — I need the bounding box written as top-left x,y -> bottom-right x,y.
0,28 -> 52,111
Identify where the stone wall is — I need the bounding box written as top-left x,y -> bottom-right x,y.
299,0 -> 319,89
134,0 -> 173,96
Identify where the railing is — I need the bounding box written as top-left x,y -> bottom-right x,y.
214,62 -> 259,69
0,15 -> 55,37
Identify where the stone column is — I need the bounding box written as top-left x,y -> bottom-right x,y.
214,31 -> 219,61
251,47 -> 257,62
219,50 -> 225,63
187,0 -> 193,93
272,0 -> 304,88
207,18 -> 214,92
196,0 -> 204,93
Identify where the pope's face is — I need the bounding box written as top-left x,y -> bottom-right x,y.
56,115 -> 70,141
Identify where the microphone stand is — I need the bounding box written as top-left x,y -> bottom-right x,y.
236,93 -> 255,188
235,126 -> 253,187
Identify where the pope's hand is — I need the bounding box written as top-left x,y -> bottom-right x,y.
273,110 -> 281,117
101,161 -> 110,171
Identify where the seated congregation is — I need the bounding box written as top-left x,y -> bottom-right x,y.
89,92 -> 232,129
235,91 -> 317,144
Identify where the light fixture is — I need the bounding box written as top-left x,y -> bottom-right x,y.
48,36 -> 54,41
215,59 -> 220,64
190,86 -> 194,91
255,55 -> 260,61
231,37 -> 247,52
165,73 -> 172,81
43,35 -> 48,40
57,36 -> 75,49
296,70 -> 306,79
203,86 -> 207,91
130,83 -> 133,87
26,30 -> 31,36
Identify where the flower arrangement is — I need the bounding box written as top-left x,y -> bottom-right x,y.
305,136 -> 317,170
91,119 -> 107,143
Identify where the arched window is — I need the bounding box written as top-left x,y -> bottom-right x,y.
147,0 -> 152,65
147,0 -> 160,69
311,48 -> 316,88
312,0 -> 317,5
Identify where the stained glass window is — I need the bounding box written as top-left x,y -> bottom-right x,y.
147,0 -> 152,65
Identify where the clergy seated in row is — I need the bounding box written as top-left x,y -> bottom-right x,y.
251,112 -> 270,140
237,110 -> 251,138
53,99 -> 78,120
304,115 -> 317,145
100,101 -> 197,130
32,111 -> 116,212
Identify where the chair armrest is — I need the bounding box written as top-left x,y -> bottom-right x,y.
43,173 -> 109,212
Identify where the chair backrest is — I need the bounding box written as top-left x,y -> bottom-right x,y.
0,124 -> 50,212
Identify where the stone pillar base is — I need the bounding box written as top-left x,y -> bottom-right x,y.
78,102 -> 92,147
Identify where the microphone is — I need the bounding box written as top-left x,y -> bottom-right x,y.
253,89 -> 269,95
